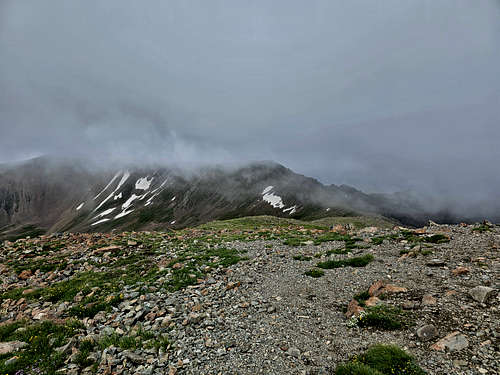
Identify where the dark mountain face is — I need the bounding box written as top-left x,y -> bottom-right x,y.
0,157 -> 493,240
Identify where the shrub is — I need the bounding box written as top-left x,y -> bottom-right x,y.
304,269 -> 325,278
356,305 -> 406,330
317,254 -> 374,269
335,344 -> 426,375
358,344 -> 426,375
335,362 -> 383,375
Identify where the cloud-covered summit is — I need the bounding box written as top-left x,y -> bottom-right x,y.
1,1 -> 499,206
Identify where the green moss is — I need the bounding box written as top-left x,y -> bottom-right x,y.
335,362 -> 383,375
424,234 -> 450,244
472,224 -> 492,233
304,269 -> 325,278
0,320 -> 83,375
358,345 -> 426,375
357,305 -> 408,330
317,254 -> 374,269
293,255 -> 312,261
353,290 -> 370,306
336,345 -> 425,375
371,237 -> 385,245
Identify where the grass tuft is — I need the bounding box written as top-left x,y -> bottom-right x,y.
304,269 -> 325,278
317,254 -> 374,269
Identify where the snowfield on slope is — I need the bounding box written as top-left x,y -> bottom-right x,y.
262,186 -> 285,209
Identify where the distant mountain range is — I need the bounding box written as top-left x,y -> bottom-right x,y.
0,156 -> 494,240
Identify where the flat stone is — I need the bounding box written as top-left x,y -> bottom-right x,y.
345,299 -> 364,318
431,331 -> 469,352
364,296 -> 381,307
416,324 -> 437,341
469,286 -> 495,303
426,259 -> 446,267
287,347 -> 300,358
0,341 -> 28,355
422,294 -> 437,305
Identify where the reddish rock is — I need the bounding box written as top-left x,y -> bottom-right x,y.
364,296 -> 381,307
172,263 -> 184,270
345,299 -> 364,318
18,270 -> 32,280
383,284 -> 408,294
452,266 -> 469,276
431,331 -> 469,352
422,294 -> 437,305
368,280 -> 386,297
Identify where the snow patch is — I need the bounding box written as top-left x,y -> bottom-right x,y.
170,220 -> 176,224
135,176 -> 153,190
114,193 -> 122,200
93,193 -> 114,212
283,205 -> 297,215
76,203 -> 84,211
114,209 -> 134,219
92,207 -> 116,220
262,186 -> 273,194
326,208 -> 331,212
116,171 -> 130,192
91,218 -> 110,226
94,172 -> 120,200
171,196 -> 176,201
262,192 -> 285,209
122,194 -> 141,210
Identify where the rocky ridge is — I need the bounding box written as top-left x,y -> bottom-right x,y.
0,217 -> 498,374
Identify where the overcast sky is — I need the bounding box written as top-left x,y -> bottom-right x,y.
1,0 -> 499,199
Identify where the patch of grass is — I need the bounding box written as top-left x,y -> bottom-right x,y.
74,339 -> 95,368
358,344 -> 426,375
335,345 -> 425,375
371,237 -> 385,245
0,320 -> 83,375
424,234 -> 450,244
357,305 -> 409,330
293,255 -> 312,261
313,232 -> 351,245
317,254 -> 374,269
472,223 -> 492,233
335,362 -> 383,375
304,269 -> 325,278
98,333 -> 137,351
283,237 -> 304,246
353,290 -> 370,307
326,248 -> 350,256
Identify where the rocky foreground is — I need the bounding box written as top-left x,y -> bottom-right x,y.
0,217 -> 498,374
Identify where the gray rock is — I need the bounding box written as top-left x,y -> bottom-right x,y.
416,324 -> 437,341
287,347 -> 301,358
122,350 -> 146,364
469,286 -> 495,303
4,356 -> 19,366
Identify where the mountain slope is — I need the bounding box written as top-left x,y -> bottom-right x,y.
0,157 -> 494,240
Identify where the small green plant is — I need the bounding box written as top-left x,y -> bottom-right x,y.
353,290 -> 370,306
335,362 -> 383,375
472,223 -> 492,233
371,237 -> 385,245
326,248 -> 350,256
283,237 -> 304,246
317,254 -> 374,269
335,344 -> 425,375
356,305 -> 408,330
293,255 -> 312,261
304,269 -> 325,278
424,234 -> 449,244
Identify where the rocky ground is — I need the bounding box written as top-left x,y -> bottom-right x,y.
0,217 -> 498,374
